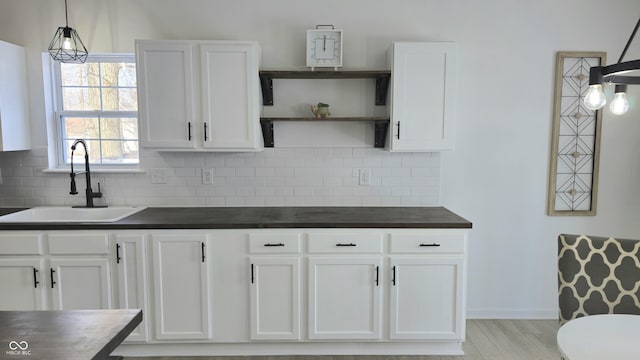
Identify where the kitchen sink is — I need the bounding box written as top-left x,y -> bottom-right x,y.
0,206 -> 147,223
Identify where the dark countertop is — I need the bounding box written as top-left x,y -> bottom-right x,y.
0,207 -> 472,230
0,309 -> 141,360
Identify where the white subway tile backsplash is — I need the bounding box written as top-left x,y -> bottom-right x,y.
0,147 -> 441,207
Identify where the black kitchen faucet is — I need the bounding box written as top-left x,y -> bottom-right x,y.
69,139 -> 105,208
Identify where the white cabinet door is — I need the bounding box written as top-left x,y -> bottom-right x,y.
200,42 -> 262,150
249,257 -> 300,340
389,257 -> 464,340
114,234 -> 149,342
0,40 -> 31,151
50,258 -> 112,310
136,41 -> 196,149
0,258 -> 46,310
308,257 -> 382,339
152,233 -> 212,340
390,42 -> 457,151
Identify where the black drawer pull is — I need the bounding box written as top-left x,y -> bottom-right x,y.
116,243 -> 122,264
50,268 -> 56,288
375,266 -> 379,286
251,263 -> 255,284
264,243 -> 285,247
201,242 -> 206,263
420,243 -> 441,247
392,265 -> 396,286
336,243 -> 356,247
33,268 -> 40,288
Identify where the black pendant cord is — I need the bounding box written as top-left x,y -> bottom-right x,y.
64,0 -> 69,28
618,17 -> 640,64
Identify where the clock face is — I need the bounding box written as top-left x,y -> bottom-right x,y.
306,29 -> 343,68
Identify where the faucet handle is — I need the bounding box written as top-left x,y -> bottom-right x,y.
94,182 -> 103,198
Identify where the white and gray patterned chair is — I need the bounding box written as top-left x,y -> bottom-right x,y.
558,234 -> 640,324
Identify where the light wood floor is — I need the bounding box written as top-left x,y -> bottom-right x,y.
125,319 -> 561,360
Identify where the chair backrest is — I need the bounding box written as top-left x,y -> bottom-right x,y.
558,234 -> 640,324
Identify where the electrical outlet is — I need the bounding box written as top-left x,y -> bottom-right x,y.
150,168 -> 168,184
202,168 -> 214,185
359,168 -> 371,186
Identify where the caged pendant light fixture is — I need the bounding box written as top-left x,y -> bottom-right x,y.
48,0 -> 88,63
584,16 -> 640,115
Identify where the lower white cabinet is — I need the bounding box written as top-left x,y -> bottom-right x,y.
151,233 -> 212,340
115,234 -> 149,342
249,257 -> 300,340
0,231 -> 114,311
0,228 -> 468,356
0,258 -> 46,310
50,258 -> 112,310
390,257 -> 464,339
308,257 -> 382,339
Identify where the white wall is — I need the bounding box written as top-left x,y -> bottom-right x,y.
1,0 -> 640,318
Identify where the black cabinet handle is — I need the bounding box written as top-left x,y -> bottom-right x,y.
33,268 -> 39,288
419,243 -> 441,247
375,266 -> 379,286
392,266 -> 396,286
201,242 -> 206,263
50,268 -> 56,289
336,243 -> 356,247
396,121 -> 400,139
116,243 -> 122,264
264,243 -> 284,247
204,123 -> 208,141
251,263 -> 255,284
188,122 -> 192,141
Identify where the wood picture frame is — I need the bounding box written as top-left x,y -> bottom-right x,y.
547,51 -> 606,216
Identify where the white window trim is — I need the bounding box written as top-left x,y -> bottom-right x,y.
43,52 -> 141,172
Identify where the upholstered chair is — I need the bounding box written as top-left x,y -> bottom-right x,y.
557,234 -> 640,324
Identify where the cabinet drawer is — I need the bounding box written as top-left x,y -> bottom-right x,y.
48,233 -> 110,255
308,233 -> 383,253
249,233 -> 301,253
0,233 -> 43,255
390,233 -> 465,254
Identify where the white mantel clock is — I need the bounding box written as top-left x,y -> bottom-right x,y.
306,25 -> 343,71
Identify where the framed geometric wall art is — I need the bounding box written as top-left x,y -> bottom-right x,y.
547,51 -> 606,216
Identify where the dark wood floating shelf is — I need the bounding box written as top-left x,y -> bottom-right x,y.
260,117 -> 390,148
259,70 -> 391,106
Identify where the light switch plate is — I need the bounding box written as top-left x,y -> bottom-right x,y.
202,168 -> 214,185
359,168 -> 371,186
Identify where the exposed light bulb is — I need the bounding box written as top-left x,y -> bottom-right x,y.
610,85 -> 630,115
62,37 -> 72,50
584,84 -> 607,110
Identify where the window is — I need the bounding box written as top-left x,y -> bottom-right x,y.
53,54 -> 139,168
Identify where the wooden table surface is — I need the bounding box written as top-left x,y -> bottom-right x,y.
0,309 -> 142,360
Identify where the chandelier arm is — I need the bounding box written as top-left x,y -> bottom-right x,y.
618,17 -> 640,63
603,75 -> 640,85
600,59 -> 640,78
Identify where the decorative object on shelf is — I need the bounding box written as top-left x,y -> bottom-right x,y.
548,51 -> 605,216
306,25 -> 343,71
48,0 -> 88,63
584,17 -> 640,115
310,102 -> 331,118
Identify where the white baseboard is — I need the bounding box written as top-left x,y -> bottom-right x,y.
467,308 -> 558,319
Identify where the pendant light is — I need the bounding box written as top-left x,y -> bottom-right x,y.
48,0 -> 88,63
584,16 -> 640,115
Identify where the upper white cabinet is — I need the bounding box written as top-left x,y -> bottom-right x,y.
389,42 -> 457,151
0,40 -> 31,151
200,43 -> 262,149
136,41 -> 195,149
136,40 -> 263,151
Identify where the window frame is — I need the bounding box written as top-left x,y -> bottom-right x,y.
51,53 -> 140,171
